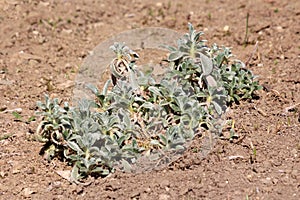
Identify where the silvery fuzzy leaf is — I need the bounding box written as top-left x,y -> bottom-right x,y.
160,44 -> 177,52
86,84 -> 99,95
188,22 -> 194,37
200,52 -> 213,76
121,159 -> 132,172
90,167 -> 104,174
117,135 -> 126,146
159,134 -> 167,145
174,144 -> 185,150
131,139 -> 138,148
71,165 -> 83,181
148,86 -> 162,96
123,111 -> 131,128
112,99 -> 130,109
134,96 -> 145,103
137,76 -> 149,85
150,140 -> 160,146
60,118 -> 71,126
140,102 -> 155,109
68,141 -> 84,154
64,151 -> 79,162
212,101 -> 223,115
89,146 -> 101,155
53,98 -> 59,106
205,75 -> 217,87
215,52 -> 225,67
169,103 -> 180,113
129,69 -> 139,90
168,51 -> 183,61
36,101 -> 46,110
101,169 -> 110,175
178,35 -> 188,46
102,79 -> 112,96
193,31 -> 202,42
179,46 -> 190,54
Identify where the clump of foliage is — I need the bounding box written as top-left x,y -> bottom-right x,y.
36,23 -> 261,182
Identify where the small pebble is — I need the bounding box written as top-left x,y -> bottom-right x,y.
223,25 -> 230,32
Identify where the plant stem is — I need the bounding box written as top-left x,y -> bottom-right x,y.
243,13 -> 249,46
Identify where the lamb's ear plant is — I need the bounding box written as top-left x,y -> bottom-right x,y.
36,23 -> 261,182
36,95 -> 72,160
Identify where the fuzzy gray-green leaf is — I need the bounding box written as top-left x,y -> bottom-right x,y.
168,51 -> 183,61
200,52 -> 213,76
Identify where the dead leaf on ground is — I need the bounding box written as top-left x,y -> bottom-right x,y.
56,170 -> 72,182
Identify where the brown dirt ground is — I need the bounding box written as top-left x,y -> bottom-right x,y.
0,0 -> 299,199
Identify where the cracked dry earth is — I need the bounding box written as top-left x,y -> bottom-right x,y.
0,0 -> 299,199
